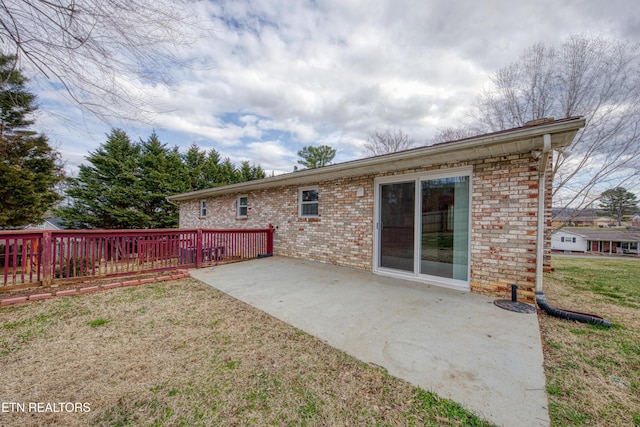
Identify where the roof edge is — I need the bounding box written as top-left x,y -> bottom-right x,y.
168,117 -> 585,202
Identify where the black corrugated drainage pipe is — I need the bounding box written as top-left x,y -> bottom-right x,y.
535,291 -> 611,328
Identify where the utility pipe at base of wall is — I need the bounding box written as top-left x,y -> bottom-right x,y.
535,291 -> 612,327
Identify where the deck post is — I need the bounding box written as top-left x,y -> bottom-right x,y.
267,224 -> 274,255
41,231 -> 52,287
196,229 -> 203,268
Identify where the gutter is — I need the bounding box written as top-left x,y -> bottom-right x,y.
168,117 -> 586,202
535,134 -> 551,293
534,135 -> 611,327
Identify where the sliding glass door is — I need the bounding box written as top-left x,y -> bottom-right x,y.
420,176 -> 469,281
375,169 -> 471,289
379,182 -> 415,272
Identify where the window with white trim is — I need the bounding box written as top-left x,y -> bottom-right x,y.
237,195 -> 248,218
299,187 -> 319,217
199,199 -> 207,217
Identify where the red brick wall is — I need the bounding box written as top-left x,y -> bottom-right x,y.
469,154 -> 550,302
179,152 -> 549,301
179,177 -> 375,270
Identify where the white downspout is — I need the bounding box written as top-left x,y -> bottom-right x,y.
536,134 -> 552,293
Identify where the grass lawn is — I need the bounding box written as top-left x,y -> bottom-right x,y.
0,278 -> 493,426
541,257 -> 640,426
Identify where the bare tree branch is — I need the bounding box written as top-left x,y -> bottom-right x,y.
428,125 -> 477,145
0,0 -> 203,123
364,128 -> 415,157
468,35 -> 640,218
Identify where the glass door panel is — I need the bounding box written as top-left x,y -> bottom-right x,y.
420,177 -> 469,280
379,182 -> 415,272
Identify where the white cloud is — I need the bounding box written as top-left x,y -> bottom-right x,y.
242,140 -> 296,173
28,0 -> 639,177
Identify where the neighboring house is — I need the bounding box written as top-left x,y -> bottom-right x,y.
551,208 -> 620,228
551,209 -> 598,228
169,117 -> 586,301
551,229 -> 588,252
632,214 -> 640,227
25,217 -> 66,230
552,228 -> 640,255
593,216 -> 618,228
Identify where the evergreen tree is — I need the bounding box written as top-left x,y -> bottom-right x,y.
57,129 -> 145,229
137,132 -> 186,228
218,158 -> 239,185
202,148 -> 223,188
182,143 -> 207,192
181,145 -> 229,191
238,161 -> 252,182
599,187 -> 639,226
297,145 -> 336,169
58,129 -> 269,229
0,55 -> 64,228
254,164 -> 266,180
241,162 -> 266,181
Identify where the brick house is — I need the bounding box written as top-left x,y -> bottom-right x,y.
169,117 -> 585,302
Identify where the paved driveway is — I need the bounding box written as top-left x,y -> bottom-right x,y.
191,256 -> 549,427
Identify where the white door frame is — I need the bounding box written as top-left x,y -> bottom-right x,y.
373,166 -> 472,291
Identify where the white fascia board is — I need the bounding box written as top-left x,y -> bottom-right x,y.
168,117 -> 585,202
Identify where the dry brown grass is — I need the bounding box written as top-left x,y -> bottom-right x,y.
0,278 -> 492,426
540,257 -> 640,426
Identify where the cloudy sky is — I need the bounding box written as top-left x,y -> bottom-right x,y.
31,0 -> 640,176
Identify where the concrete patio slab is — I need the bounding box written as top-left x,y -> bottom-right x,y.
190,256 -> 549,427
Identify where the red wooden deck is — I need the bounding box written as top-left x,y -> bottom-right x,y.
1,227 -> 274,291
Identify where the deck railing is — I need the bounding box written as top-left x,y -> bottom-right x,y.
1,227 -> 274,291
